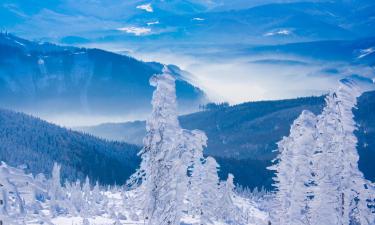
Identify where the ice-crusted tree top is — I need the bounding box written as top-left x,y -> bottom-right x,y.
270,109 -> 317,168
147,67 -> 179,135
130,68 -> 181,178
141,67 -> 183,165
280,110 -> 317,151
328,75 -> 375,133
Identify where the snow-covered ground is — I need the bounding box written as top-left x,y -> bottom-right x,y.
0,162 -> 269,225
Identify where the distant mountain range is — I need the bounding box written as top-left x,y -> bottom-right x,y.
0,33 -> 205,124
79,91 -> 375,188
245,37 -> 375,66
1,1 -> 374,46
0,107 -> 140,185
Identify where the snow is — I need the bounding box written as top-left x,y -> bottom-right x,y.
47,195 -> 268,225
0,162 -> 269,224
117,27 -> 151,36
136,3 -> 153,12
51,216 -> 133,225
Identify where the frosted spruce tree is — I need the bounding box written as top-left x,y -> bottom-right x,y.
311,77 -> 375,225
81,176 -> 91,216
270,76 -> 375,225
269,110 -> 319,225
218,173 -> 243,224
186,157 -> 204,216
185,129 -> 207,216
128,68 -> 197,225
200,156 -> 221,225
49,163 -> 65,216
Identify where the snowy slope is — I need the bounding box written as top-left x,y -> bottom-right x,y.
0,161 -> 269,225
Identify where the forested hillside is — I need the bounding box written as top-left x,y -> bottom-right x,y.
80,91 -> 375,188
5,91 -> 372,189
0,108 -> 140,185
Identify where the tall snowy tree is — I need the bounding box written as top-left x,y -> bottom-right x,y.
200,156 -> 221,225
128,68 -> 194,225
311,77 -> 375,225
49,163 -> 63,200
92,181 -> 103,205
268,110 -> 319,225
269,76 -> 375,225
81,176 -> 91,216
218,173 -> 243,224
48,163 -> 65,216
187,161 -> 203,214
185,130 -> 207,216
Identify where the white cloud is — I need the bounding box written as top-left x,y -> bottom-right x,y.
358,47 -> 375,59
147,21 -> 159,26
264,29 -> 292,37
130,50 -> 341,104
117,26 -> 151,36
192,17 -> 205,21
136,3 -> 153,12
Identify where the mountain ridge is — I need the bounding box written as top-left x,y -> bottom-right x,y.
0,33 -> 206,125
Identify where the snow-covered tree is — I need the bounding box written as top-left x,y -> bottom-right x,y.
64,180 -> 85,215
48,163 -> 65,216
185,130 -> 207,216
81,176 -> 91,216
128,68 -> 192,225
218,174 -> 243,224
200,156 -> 221,225
49,163 -> 63,200
187,157 -> 204,217
270,76 -> 375,225
92,181 -> 104,206
311,77 -> 375,225
268,110 -> 319,225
